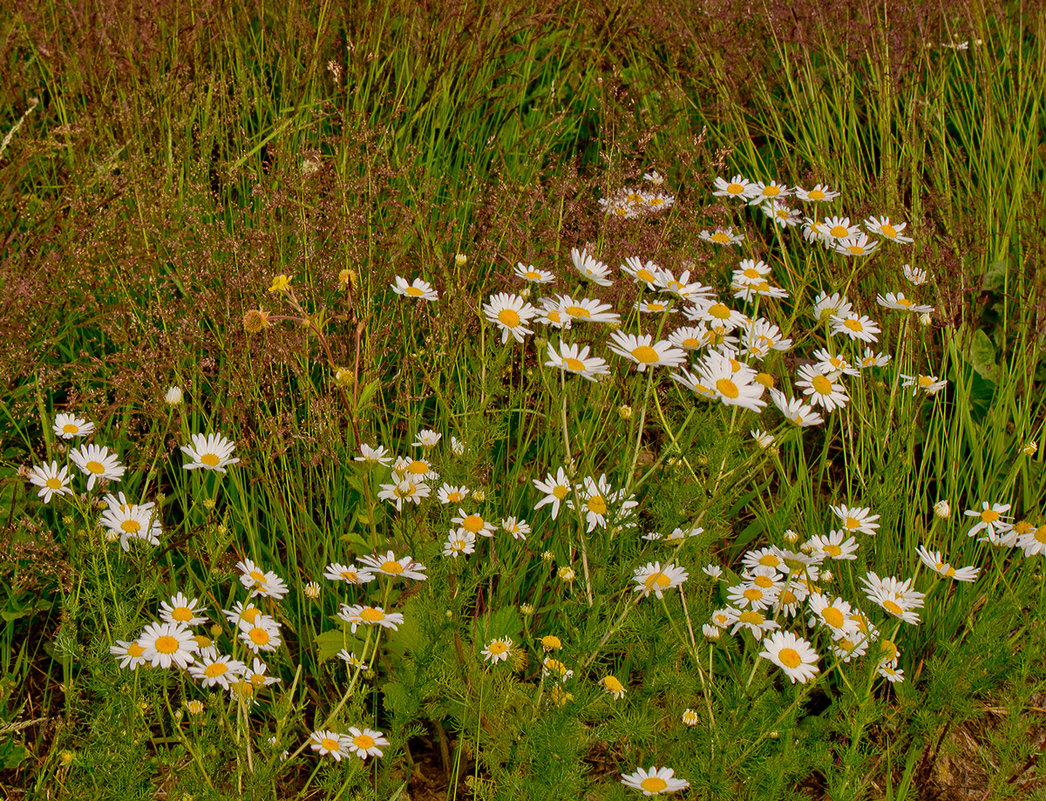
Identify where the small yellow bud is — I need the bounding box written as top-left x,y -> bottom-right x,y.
455,253 -> 468,267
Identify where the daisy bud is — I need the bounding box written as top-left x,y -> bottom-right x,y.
472,489 -> 486,502
210,623 -> 222,638
682,708 -> 699,725
165,386 -> 183,406
558,566 -> 576,583
618,405 -> 633,420
455,253 -> 468,267
304,581 -> 321,599
918,312 -> 932,326
821,570 -> 833,582
784,529 -> 799,543
702,624 -> 721,640
1023,441 -> 1038,456
934,500 -> 951,518
520,286 -> 531,299
203,498 -> 215,510
62,515 -> 74,526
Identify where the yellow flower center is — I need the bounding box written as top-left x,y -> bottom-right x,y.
753,575 -> 774,588
636,269 -> 655,283
201,453 -> 220,467
764,185 -> 781,197
552,485 -> 569,500
360,607 -> 386,623
487,641 -> 509,655
541,636 -> 561,650
320,736 -> 340,752
716,378 -> 740,399
778,589 -> 797,606
249,627 -> 271,646
830,225 -> 850,238
250,570 -> 267,584
727,183 -> 744,195
380,560 -> 404,574
120,520 -> 141,533
824,544 -> 842,557
943,566 -> 955,577
564,305 -> 589,318
981,509 -> 1000,523
681,337 -> 700,349
631,346 -> 659,364
354,734 -> 375,750
172,608 -> 193,623
758,554 -> 781,567
845,517 -> 860,530
640,777 -> 669,793
646,572 -> 672,589
743,267 -> 761,279
882,600 -> 904,616
497,309 -> 521,328
241,607 -> 260,623
586,496 -> 607,516
881,224 -> 897,238
808,189 -> 826,200
880,640 -> 899,660
128,642 -> 145,657
1034,527 -> 1046,544
811,375 -> 834,395
822,607 -> 845,629
603,675 -> 624,693
709,303 -> 731,320
155,635 -> 179,654
62,423 -> 79,434
847,244 -> 866,255
712,232 -> 730,243
404,286 -> 424,296
408,460 -> 429,475
86,460 -> 105,474
778,647 -> 802,668
897,297 -> 913,307
462,515 -> 485,533
563,357 -> 586,372
204,662 -> 228,678
844,318 -> 864,332
525,271 -> 541,280
743,587 -> 764,601
340,571 -> 359,582
46,477 -> 63,489
755,372 -> 774,388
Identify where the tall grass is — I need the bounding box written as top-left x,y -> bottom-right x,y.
2,1 -> 1046,799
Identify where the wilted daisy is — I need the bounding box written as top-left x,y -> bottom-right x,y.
860,572 -> 925,624
542,657 -> 573,681
902,263 -> 928,285
338,604 -> 404,633
682,709 -> 699,725
391,276 -> 438,301
180,433 -> 240,474
533,467 -> 572,519
713,174 -> 758,199
355,443 -> 392,466
436,484 -> 470,505
309,730 -> 349,761
865,215 -> 914,244
27,461 -> 73,504
794,183 -> 840,202
761,200 -> 803,228
482,637 -> 513,663
877,291 -> 934,313
916,546 -> 980,581
900,374 -> 947,395
621,766 -> 690,796
139,621 -> 198,669
600,675 -> 626,699
607,331 -> 687,372
699,228 -> 744,246
69,444 -> 125,490
858,348 -> 892,369
323,563 -> 376,585
483,292 -> 538,343
345,727 -> 389,760
53,413 -> 95,440
159,593 -> 208,626
514,262 -> 555,284
544,340 -> 610,382
759,630 -> 820,683
358,550 -> 428,580
632,561 -> 689,599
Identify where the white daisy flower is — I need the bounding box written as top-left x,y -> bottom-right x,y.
53,413 -> 95,439
345,727 -> 389,760
482,292 -> 538,344
865,215 -> 913,244
533,467 -> 572,519
632,561 -> 689,599
607,331 -> 687,372
180,433 -> 240,474
355,443 -> 393,466
27,461 -> 73,504
544,340 -> 610,382
916,546 -> 980,581
69,444 -> 125,490
442,529 -> 476,558
139,621 -> 198,669
712,174 -> 759,200
759,630 -> 820,683
571,247 -> 614,287
794,183 -> 840,202
391,276 -> 438,301
357,550 -> 428,580
620,766 -> 690,796
514,262 -> 555,284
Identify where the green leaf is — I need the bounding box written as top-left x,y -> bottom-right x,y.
981,258 -> 1009,292
969,329 -> 999,382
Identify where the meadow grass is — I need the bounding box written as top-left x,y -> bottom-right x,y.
2,1 -> 1046,799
